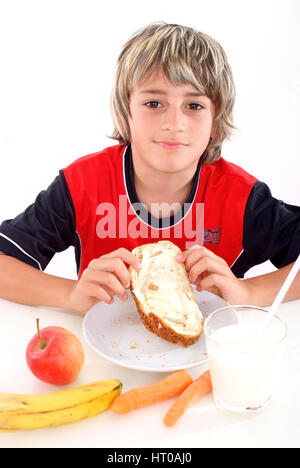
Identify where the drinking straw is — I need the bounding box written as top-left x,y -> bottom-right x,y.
257,254 -> 300,340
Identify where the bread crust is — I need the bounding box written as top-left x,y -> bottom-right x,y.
129,241 -> 203,347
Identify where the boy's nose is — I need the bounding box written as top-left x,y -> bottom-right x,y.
160,107 -> 186,132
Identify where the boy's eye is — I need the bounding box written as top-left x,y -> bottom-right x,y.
144,101 -> 204,110
145,101 -> 161,108
188,103 -> 204,111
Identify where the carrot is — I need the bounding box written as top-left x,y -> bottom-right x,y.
163,370 -> 212,427
110,370 -> 193,414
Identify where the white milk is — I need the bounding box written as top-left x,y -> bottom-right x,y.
207,324 -> 283,410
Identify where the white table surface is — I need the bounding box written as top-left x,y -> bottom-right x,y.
0,296 -> 299,449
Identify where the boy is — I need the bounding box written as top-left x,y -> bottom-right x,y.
0,22 -> 299,314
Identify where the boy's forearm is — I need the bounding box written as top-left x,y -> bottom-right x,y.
0,253 -> 76,309
244,262 -> 300,307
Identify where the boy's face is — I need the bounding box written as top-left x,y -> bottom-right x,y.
128,69 -> 215,176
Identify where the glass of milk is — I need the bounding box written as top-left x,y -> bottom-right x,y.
204,306 -> 287,414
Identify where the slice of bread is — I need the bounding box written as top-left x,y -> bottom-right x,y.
129,241 -> 204,347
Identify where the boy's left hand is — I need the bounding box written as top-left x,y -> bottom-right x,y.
176,246 -> 250,305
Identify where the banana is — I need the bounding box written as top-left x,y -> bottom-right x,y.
0,379 -> 122,431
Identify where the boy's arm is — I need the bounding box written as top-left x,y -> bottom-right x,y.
176,247 -> 300,307
244,262 -> 300,307
233,180 -> 300,280
0,251 -> 76,309
0,248 -> 142,313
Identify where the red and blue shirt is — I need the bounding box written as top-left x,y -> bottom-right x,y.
0,144 -> 299,278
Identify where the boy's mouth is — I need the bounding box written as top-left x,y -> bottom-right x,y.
155,141 -> 188,150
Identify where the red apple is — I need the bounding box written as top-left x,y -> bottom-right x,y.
26,319 -> 85,385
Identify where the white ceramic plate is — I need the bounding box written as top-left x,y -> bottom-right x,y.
83,288 -> 228,373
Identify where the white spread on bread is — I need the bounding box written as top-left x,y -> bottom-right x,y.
131,242 -> 203,336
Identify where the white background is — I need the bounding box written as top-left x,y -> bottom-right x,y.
0,0 -> 299,281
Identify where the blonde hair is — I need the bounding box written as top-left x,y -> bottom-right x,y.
109,22 -> 236,164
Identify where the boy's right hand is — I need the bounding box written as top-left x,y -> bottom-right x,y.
68,248 -> 142,314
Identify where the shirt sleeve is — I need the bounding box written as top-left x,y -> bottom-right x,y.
0,170 -> 77,271
231,181 -> 300,278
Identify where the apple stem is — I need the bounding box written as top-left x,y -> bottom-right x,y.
36,318 -> 47,350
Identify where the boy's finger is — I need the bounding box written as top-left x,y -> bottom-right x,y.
176,245 -> 225,269
176,245 -> 207,261
85,283 -> 113,304
105,248 -> 143,271
92,257 -> 131,289
178,247 -> 213,272
196,274 -> 227,301
84,266 -> 129,300
187,250 -> 229,275
96,271 -> 128,301
196,281 -> 222,298
188,257 -> 228,283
